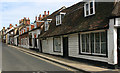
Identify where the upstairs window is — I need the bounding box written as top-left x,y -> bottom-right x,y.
45,19 -> 52,31
84,0 -> 95,17
56,12 -> 66,26
45,21 -> 49,31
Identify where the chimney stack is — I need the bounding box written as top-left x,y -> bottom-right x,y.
48,11 -> 49,15
38,14 -> 41,20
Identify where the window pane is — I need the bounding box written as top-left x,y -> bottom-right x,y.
91,33 -> 94,53
90,8 -> 93,14
95,33 -> 100,53
101,32 -> 107,54
82,34 -> 85,52
90,2 -> 93,8
90,2 -> 94,14
86,34 -> 90,53
54,37 -> 61,52
86,4 -> 89,15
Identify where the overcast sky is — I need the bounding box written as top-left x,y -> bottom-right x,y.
0,0 -> 83,30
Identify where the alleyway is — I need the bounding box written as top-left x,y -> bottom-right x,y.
2,43 -> 72,72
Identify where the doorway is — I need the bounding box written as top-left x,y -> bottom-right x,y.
39,40 -> 42,53
117,28 -> 120,66
63,37 -> 68,58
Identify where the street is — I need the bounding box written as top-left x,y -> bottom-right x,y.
2,43 -> 74,72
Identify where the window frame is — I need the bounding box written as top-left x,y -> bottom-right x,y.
56,12 -> 66,26
79,30 -> 107,57
53,37 -> 61,53
84,0 -> 95,17
45,21 -> 49,31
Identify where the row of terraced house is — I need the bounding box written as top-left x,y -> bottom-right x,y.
1,0 -> 120,68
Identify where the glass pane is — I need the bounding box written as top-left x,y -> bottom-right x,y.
86,34 -> 90,53
90,2 -> 93,8
101,32 -> 107,54
90,2 -> 94,14
86,4 -> 89,15
101,43 -> 106,54
95,33 -> 100,53
91,33 -> 94,53
90,8 -> 93,14
82,34 -> 85,52
54,37 -> 61,52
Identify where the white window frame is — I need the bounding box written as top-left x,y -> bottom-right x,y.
45,21 -> 49,31
80,30 -> 107,56
56,13 -> 66,26
44,19 -> 52,31
84,0 -> 95,17
53,37 -> 61,52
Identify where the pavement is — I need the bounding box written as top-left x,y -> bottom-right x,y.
2,43 -> 76,72
7,44 -> 120,73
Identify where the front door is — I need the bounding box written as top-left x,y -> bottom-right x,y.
39,40 -> 42,53
63,37 -> 68,58
117,28 -> 120,66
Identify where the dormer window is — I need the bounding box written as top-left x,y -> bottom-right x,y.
45,21 -> 49,31
45,19 -> 52,31
84,0 -> 95,17
56,12 -> 66,26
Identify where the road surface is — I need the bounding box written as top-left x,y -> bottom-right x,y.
2,43 -> 74,72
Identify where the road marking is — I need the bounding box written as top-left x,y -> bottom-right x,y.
8,45 -> 77,71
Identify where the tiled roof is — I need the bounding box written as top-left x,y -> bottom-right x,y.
39,2 -> 120,38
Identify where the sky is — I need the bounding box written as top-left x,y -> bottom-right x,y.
0,0 -> 82,30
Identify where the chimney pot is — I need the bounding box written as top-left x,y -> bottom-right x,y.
35,16 -> 37,21
44,11 -> 46,16
48,11 -> 49,15
15,24 -> 17,26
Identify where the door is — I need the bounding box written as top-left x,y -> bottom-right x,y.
17,37 -> 19,46
63,37 -> 68,58
117,28 -> 120,66
39,40 -> 42,53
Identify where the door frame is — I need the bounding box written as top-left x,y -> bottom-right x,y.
63,36 -> 69,58
117,28 -> 120,66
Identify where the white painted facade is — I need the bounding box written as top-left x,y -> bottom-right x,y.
42,37 -> 63,56
14,35 -> 19,46
68,33 -> 108,63
29,29 -> 41,49
40,18 -> 120,65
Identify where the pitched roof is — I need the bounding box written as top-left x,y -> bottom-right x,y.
40,2 -> 120,38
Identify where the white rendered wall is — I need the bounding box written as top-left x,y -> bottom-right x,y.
68,33 -> 108,63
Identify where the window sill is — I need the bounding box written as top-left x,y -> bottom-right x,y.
53,51 -> 61,53
79,52 -> 107,57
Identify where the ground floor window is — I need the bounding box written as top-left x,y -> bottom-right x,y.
53,37 -> 61,52
80,31 -> 107,56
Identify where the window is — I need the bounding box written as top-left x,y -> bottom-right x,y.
80,31 -> 107,56
54,37 -> 61,52
45,21 -> 49,31
84,0 -> 95,17
56,13 -> 65,26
